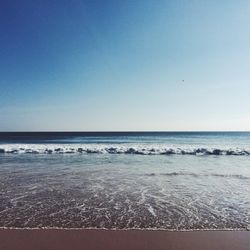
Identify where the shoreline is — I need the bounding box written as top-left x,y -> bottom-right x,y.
0,226 -> 249,231
1,229 -> 250,250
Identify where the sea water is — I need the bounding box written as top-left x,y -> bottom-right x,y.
0,132 -> 250,230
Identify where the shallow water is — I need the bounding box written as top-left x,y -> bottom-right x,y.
0,132 -> 250,230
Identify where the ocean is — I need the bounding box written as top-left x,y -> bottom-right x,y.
0,132 -> 250,230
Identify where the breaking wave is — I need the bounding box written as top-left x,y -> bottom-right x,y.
0,144 -> 249,156
145,172 -> 250,179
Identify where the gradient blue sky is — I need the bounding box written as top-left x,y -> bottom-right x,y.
0,0 -> 250,131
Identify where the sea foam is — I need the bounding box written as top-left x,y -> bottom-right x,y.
0,144 -> 249,155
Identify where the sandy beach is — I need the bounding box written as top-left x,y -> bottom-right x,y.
0,229 -> 249,250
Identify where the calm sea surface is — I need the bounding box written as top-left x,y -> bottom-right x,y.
0,132 -> 250,230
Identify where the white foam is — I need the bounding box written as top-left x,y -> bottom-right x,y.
0,143 -> 249,156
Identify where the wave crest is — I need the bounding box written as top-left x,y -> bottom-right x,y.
0,144 -> 249,156
145,172 -> 250,179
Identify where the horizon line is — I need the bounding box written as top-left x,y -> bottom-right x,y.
0,130 -> 249,133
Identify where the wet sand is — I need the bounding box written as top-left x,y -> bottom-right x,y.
0,229 -> 249,250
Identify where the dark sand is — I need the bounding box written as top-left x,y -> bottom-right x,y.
0,229 -> 250,250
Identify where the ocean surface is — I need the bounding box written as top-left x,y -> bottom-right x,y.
0,132 -> 250,230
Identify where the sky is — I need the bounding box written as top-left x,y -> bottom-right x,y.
0,0 -> 250,131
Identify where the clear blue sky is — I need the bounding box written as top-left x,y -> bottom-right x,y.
0,0 -> 249,131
